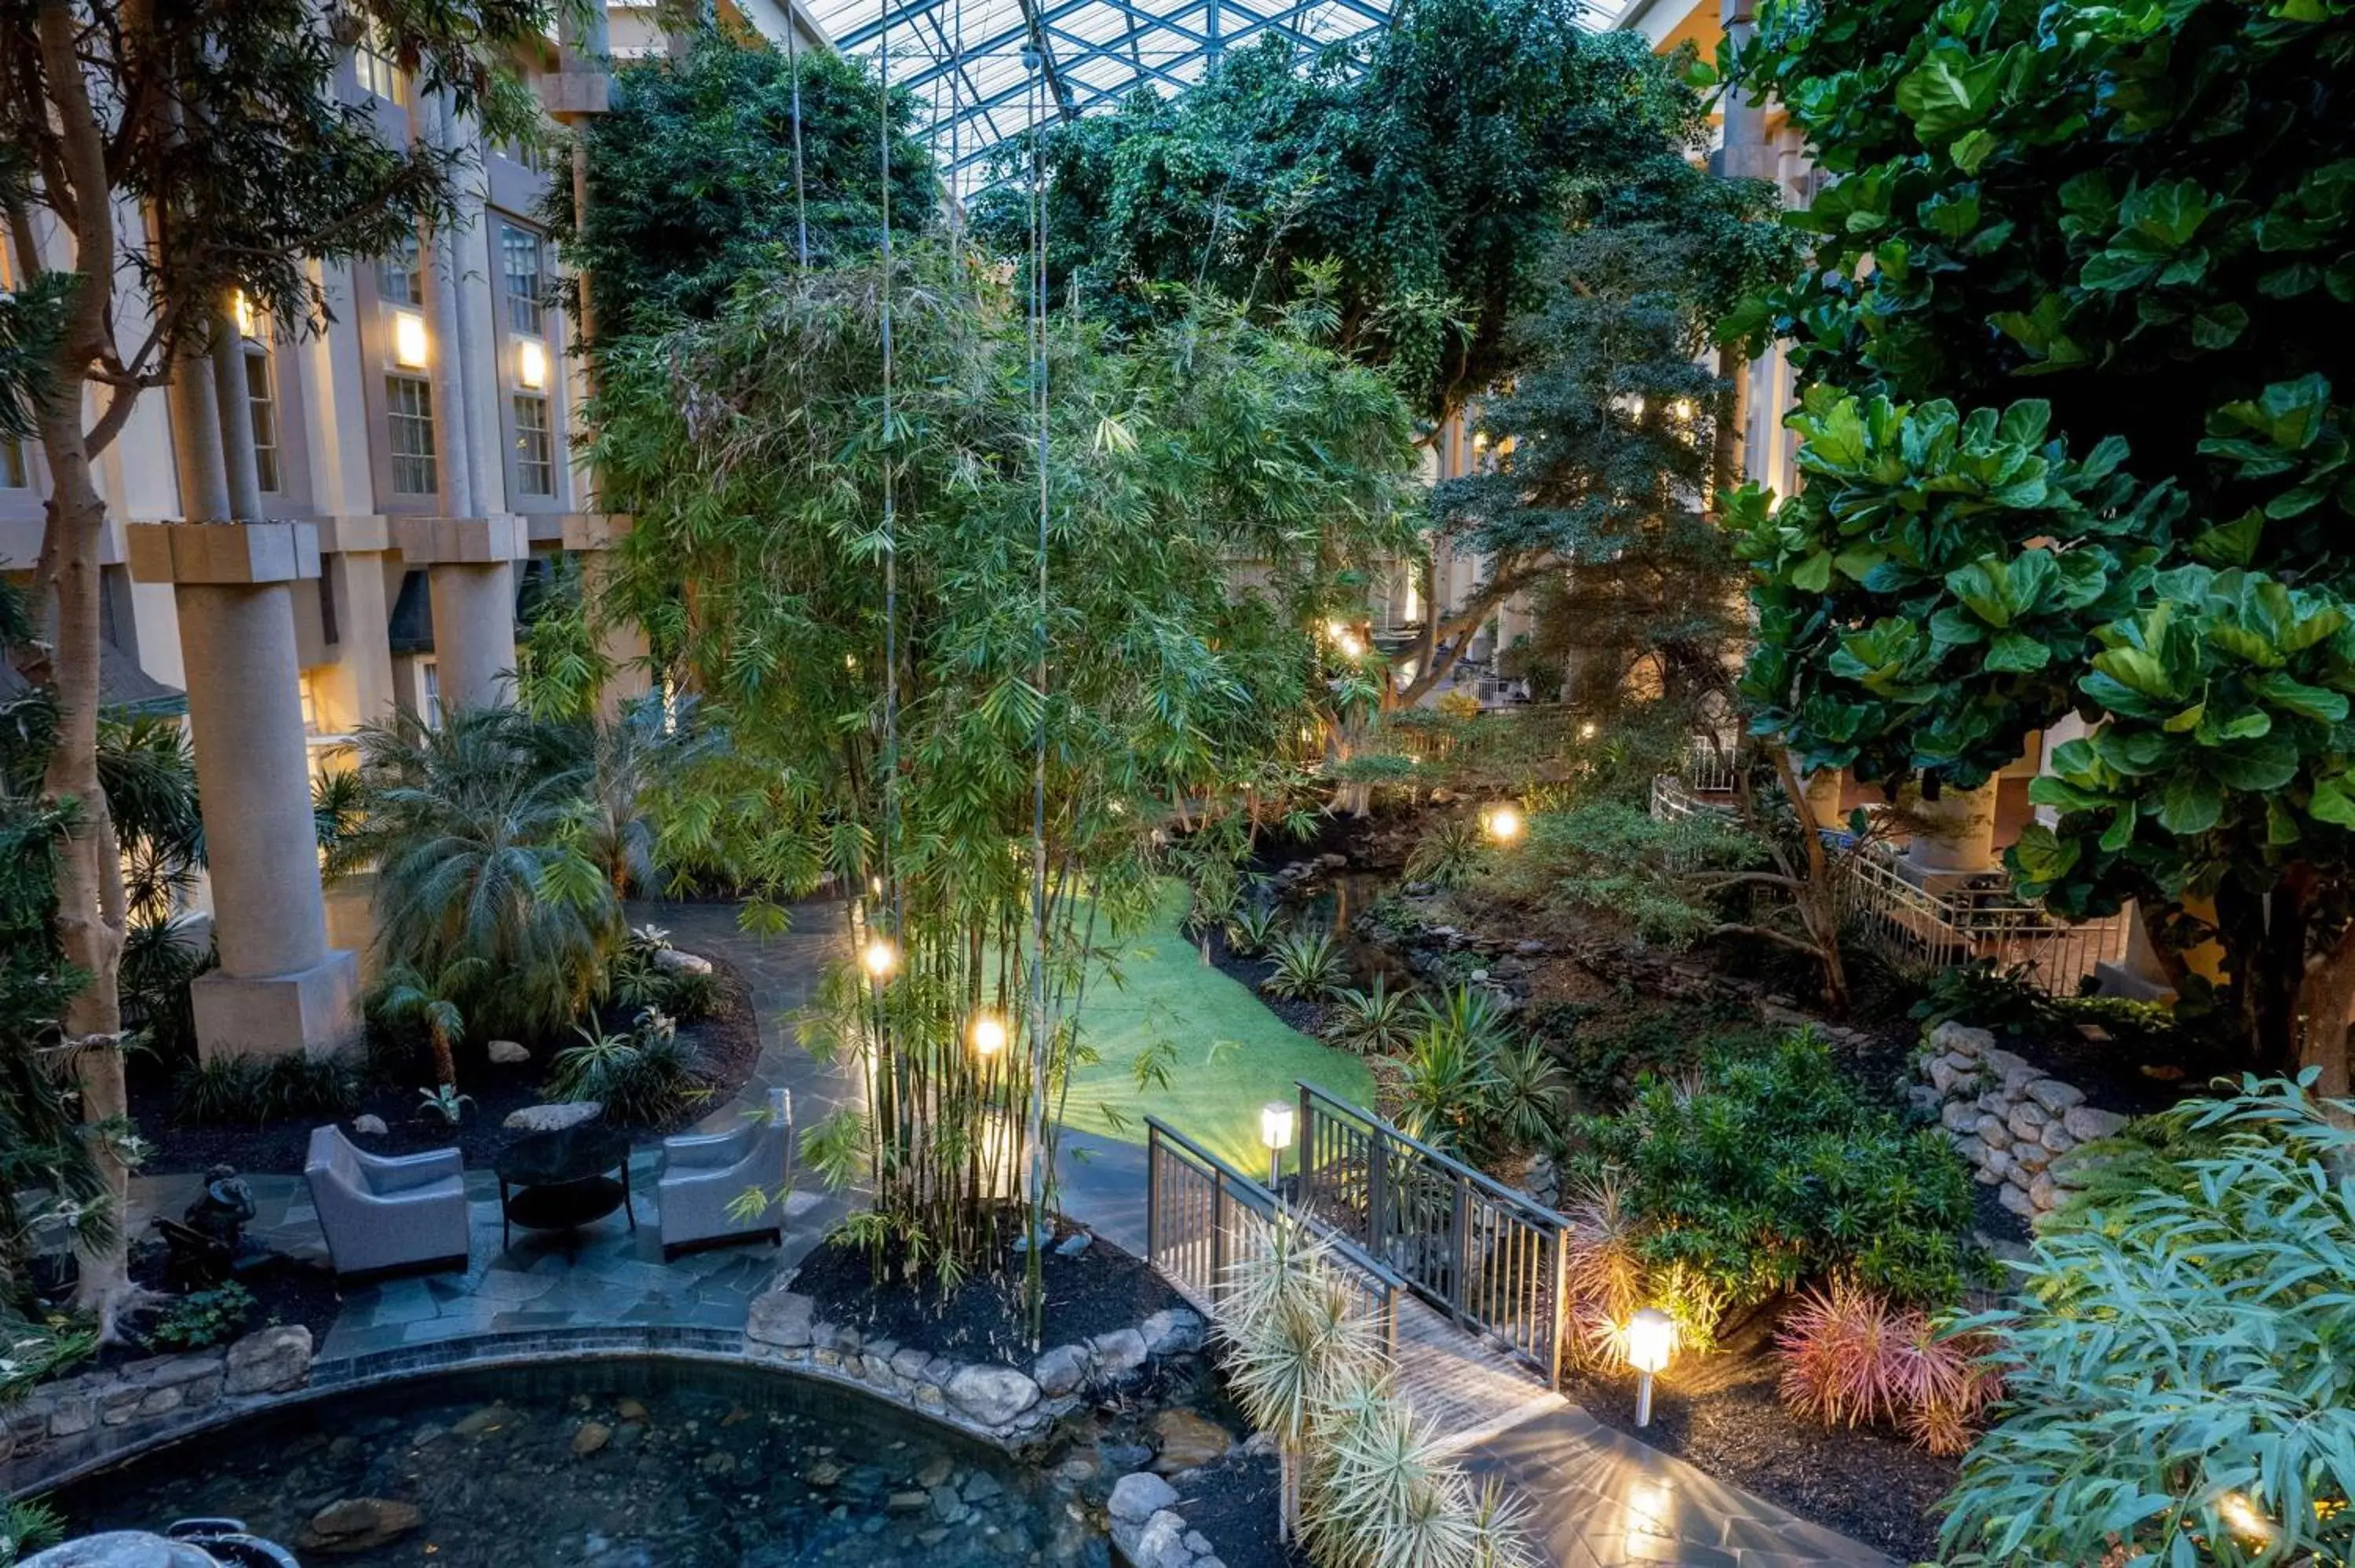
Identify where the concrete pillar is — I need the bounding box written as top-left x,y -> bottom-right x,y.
317,516 -> 400,727
210,316 -> 265,521
429,561 -> 518,712
1905,779 -> 1999,873
167,356 -> 232,523
1714,0 -> 1782,183
421,95 -> 477,523
127,524 -> 360,1062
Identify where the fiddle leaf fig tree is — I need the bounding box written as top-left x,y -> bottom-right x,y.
1726,0 -> 2355,1082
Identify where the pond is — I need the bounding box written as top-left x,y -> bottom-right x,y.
41,1358 -> 1111,1567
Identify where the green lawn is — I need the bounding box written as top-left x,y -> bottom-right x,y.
1057,886 -> 1375,1172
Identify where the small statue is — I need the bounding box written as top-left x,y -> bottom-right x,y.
164,1165 -> 263,1286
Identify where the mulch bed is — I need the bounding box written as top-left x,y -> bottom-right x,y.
132,957 -> 763,1176
1171,1447 -> 1304,1568
787,1220 -> 1187,1369
40,1237 -> 348,1377
1566,1311 -> 1956,1565
1203,926 -> 1332,1037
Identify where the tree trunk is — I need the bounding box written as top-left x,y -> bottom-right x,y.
1769,741 -> 1849,1016
2294,923 -> 2355,1105
430,1020 -> 459,1090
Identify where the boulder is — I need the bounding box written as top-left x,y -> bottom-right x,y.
2064,1104 -> 2130,1143
1109,1471 -> 1181,1524
1149,1408 -> 1231,1475
2010,1140 -> 2050,1173
2040,1121 -> 2079,1154
2025,1078 -> 2085,1114
1141,1307 -> 1206,1357
1927,1055 -> 1980,1096
1983,1047 -> 2039,1093
572,1421 -> 612,1457
746,1291 -> 817,1349
350,1114 -> 389,1137
652,948 -> 714,975
224,1324 -> 313,1396
1927,1021 -> 1993,1059
1995,1183 -> 2036,1220
1940,1100 -> 1980,1133
1973,1113 -> 2008,1143
946,1364 -> 1040,1428
1089,1328 -> 1148,1376
2006,1104 -> 2048,1143
1132,1511 -> 1192,1568
1979,1146 -> 2013,1181
300,1498 -> 423,1554
487,1039 -> 531,1066
504,1100 -> 601,1132
2028,1173 -> 2061,1212
1033,1344 -> 1089,1398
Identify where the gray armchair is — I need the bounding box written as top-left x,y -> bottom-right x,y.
659,1088 -> 790,1256
305,1125 -> 471,1278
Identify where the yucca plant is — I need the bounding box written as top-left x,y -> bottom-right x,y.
1228,903 -> 1286,957
1308,1377 -> 1529,1568
1396,1028 -> 1500,1154
1403,817 -> 1486,890
1264,925 -> 1349,1001
1485,1038 -> 1569,1154
1405,983 -> 1510,1059
548,1008 -> 703,1125
1324,975 -> 1415,1056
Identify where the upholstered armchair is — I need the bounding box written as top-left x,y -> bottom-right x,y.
305,1125 -> 471,1278
658,1088 -> 791,1256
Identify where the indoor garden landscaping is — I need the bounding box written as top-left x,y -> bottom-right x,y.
6,0 -> 2355,1564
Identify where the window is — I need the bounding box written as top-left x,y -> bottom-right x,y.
421,662 -> 443,730
354,24 -> 405,104
501,224 -> 545,337
497,138 -> 551,175
386,375 -> 437,495
246,348 -> 281,493
1,438 -> 25,488
512,393 -> 553,498
298,672 -> 322,735
377,232 -> 422,307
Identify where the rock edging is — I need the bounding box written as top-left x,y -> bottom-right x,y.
0,1324 -> 313,1471
743,1285 -> 1206,1449
1911,1021 -> 2129,1220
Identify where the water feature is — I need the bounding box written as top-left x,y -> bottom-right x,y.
39,1358 -> 1112,1568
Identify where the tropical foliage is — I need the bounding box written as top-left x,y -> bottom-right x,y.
1775,1279 -> 2001,1457
1725,0 -> 2355,1083
1941,1078 -> 2355,1566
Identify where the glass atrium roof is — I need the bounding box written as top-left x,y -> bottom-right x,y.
803,0 -> 1395,188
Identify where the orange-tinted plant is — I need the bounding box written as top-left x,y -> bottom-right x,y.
1775,1279 -> 2001,1457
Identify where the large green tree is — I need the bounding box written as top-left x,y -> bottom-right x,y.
585,242 -> 1415,1285
0,0 -> 554,1331
1725,0 -> 2355,1083
548,20 -> 935,345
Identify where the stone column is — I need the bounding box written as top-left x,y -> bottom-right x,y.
127,524 -> 360,1063
1905,779 -> 1999,873
319,516 -> 400,726
396,515 -> 526,714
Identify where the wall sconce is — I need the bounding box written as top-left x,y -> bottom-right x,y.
1259,1100 -> 1295,1188
1481,802 -> 1524,844
969,1012 -> 1006,1057
232,290 -> 257,340
860,935 -> 898,982
516,337 -> 548,391
392,309 -> 429,370
1624,1307 -> 1675,1427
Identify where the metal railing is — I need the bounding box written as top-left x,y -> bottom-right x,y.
1683,733 -> 1740,795
1144,1117 -> 1403,1355
1292,1082 -> 1570,1387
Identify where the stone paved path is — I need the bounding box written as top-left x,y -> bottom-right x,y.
124,898 -> 1891,1566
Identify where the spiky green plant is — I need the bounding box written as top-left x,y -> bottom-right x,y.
1324,975 -> 1415,1056
1309,1378 -> 1531,1568
2,1493 -> 66,1565
1405,983 -> 1511,1059
1265,926 -> 1349,1001
1403,817 -> 1486,890
1228,903 -> 1287,957
1485,1037 -> 1570,1154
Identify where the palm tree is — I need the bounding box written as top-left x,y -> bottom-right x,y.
344,706 -> 618,1038
583,692 -> 726,897
374,957 -> 490,1090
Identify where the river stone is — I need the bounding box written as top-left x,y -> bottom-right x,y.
1150,1409 -> 1231,1475
2065,1104 -> 2130,1143
1141,1307 -> 1205,1356
572,1421 -> 612,1457
1996,1183 -> 2036,1220
504,1100 -> 601,1132
1134,1510 -> 1191,1568
652,948 -> 714,975
1110,1471 -> 1181,1524
2006,1104 -> 2047,1143
20,1537 -> 221,1568
947,1364 -> 1040,1428
746,1290 -> 816,1349
1973,1113 -> 2007,1143
350,1114 -> 389,1137
2040,1121 -> 2078,1154
1979,1146 -> 2013,1181
301,1498 -> 423,1553
453,1405 -> 515,1439
2010,1140 -> 2050,1172
2029,1173 -> 2061,1211
1940,1099 -> 1979,1133
2025,1078 -> 2084,1114
1984,1048 -> 2041,1094
1927,1055 -> 1978,1096
224,1323 -> 312,1395
1090,1328 -> 1148,1376
487,1039 -> 531,1065
1033,1344 -> 1088,1398
1927,1021 -> 1993,1059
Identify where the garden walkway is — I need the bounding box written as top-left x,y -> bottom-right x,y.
116,899 -> 1890,1566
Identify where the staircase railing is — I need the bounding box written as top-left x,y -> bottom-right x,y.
1292,1081 -> 1570,1387
1144,1116 -> 1403,1355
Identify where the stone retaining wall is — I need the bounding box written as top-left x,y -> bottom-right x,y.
1912,1021 -> 2128,1220
743,1286 -> 1207,1448
0,1325 -> 313,1471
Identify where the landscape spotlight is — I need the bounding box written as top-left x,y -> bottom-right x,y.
860,936 -> 898,981
1482,802 -> 1524,844
1259,1100 -> 1295,1189
1624,1307 -> 1675,1427
969,1012 -> 1007,1056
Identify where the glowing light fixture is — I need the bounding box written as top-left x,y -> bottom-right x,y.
1579,720 -> 1599,742
2218,1493 -> 2275,1546
232,290 -> 257,339
1624,1307 -> 1676,1427
969,1012 -> 1007,1057
1259,1100 -> 1295,1188
1324,618 -> 1349,641
392,309 -> 429,370
1481,802 -> 1525,844
860,935 -> 898,981
516,337 -> 548,391
1336,632 -> 1366,659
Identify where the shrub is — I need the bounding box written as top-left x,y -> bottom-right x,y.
548,1008 -> 703,1125
118,913 -> 214,1062
172,1052 -> 360,1127
1940,1078 -> 2355,1567
1405,983 -> 1510,1059
1264,927 -> 1348,1001
1227,903 -> 1285,957
1403,818 -> 1486,889
1570,1031 -> 1986,1330
141,1282 -> 256,1353
1396,985 -> 1568,1161
605,943 -> 721,1023
1774,1280 -> 2000,1457
1323,975 -> 1415,1056
2,1494 -> 66,1564
1397,1028 -> 1499,1154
